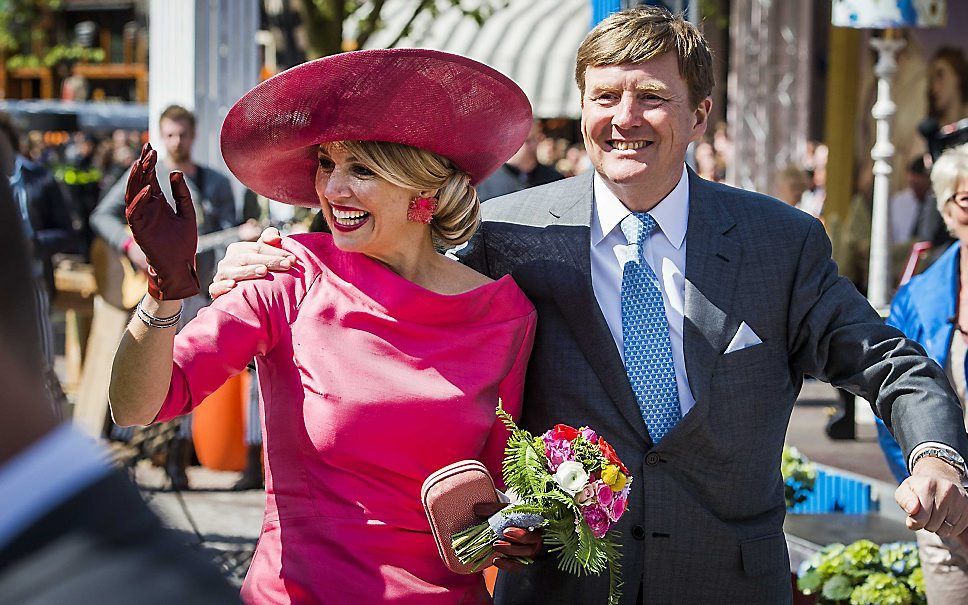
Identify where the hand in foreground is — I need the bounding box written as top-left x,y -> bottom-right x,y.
473,501 -> 543,572
896,456 -> 968,538
209,227 -> 296,299
124,143 -> 199,300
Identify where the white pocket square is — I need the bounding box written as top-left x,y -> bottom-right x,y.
724,322 -> 763,354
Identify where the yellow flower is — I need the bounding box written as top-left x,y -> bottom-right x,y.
602,465 -> 628,491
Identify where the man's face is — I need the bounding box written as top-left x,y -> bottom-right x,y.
159,117 -> 195,163
580,53 -> 709,204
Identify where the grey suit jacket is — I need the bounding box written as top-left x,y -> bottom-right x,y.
459,169 -> 968,605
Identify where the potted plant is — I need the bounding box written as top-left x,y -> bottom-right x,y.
797,540 -> 925,604
782,444 -> 817,509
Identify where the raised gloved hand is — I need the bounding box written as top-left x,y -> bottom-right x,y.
124,143 -> 199,300
473,501 -> 543,571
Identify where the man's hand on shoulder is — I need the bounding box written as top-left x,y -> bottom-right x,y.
209,227 -> 296,299
896,456 -> 968,538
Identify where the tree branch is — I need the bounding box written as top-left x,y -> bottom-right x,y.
385,0 -> 433,49
355,0 -> 388,49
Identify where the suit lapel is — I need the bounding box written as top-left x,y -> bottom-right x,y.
546,173 -> 649,442
666,170 -> 742,443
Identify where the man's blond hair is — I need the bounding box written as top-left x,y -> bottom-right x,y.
575,6 -> 714,108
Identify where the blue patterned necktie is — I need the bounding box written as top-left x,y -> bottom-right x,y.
620,212 -> 681,443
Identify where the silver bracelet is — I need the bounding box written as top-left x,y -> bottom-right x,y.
136,297 -> 182,329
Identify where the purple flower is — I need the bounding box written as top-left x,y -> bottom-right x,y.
580,427 -> 598,443
542,434 -> 575,472
582,503 -> 611,539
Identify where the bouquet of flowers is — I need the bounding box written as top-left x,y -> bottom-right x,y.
451,402 -> 632,605
797,540 -> 925,604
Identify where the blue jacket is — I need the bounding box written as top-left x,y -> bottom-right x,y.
877,241 -> 964,482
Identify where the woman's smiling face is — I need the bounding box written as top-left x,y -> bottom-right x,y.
316,144 -> 427,257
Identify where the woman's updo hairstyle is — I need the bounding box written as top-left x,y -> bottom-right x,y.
335,140 -> 480,247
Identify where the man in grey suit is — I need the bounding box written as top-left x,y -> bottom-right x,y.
211,7 -> 968,603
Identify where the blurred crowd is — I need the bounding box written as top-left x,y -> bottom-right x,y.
4,121 -> 148,262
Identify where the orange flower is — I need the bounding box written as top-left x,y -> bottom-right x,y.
598,437 -> 628,474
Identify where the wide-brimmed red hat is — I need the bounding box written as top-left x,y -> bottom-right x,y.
220,48 -> 533,207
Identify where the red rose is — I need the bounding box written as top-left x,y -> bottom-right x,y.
598,437 -> 628,474
552,424 -> 580,441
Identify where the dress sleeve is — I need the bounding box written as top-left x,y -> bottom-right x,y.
153,237 -> 319,422
480,310 -> 537,486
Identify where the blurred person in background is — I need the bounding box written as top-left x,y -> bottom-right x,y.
693,140 -> 718,182
915,47 -> 968,251
712,121 -> 733,168
91,104 -> 256,490
556,142 -> 591,177
875,144 -> 968,605
891,157 -> 931,246
0,113 -> 78,415
928,47 -> 968,134
799,143 -> 828,220
60,132 -> 103,251
476,121 -> 564,201
0,114 -> 81,297
773,164 -> 810,207
0,116 -> 240,605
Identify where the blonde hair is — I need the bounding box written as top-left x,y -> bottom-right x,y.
932,144 -> 968,215
575,5 -> 714,107
335,140 -> 479,247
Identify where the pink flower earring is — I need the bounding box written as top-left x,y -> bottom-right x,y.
407,196 -> 438,224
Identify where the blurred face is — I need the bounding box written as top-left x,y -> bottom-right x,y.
908,171 -> 930,200
580,53 -> 710,207
159,117 -> 195,163
931,59 -> 962,117
509,123 -> 541,166
942,177 -> 968,243
316,145 -> 429,258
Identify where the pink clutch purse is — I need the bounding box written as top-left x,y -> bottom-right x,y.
421,459 -> 500,574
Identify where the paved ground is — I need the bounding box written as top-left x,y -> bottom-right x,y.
785,380 -> 895,484
132,463 -> 264,586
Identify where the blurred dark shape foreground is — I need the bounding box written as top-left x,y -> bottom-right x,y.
0,126 -> 239,604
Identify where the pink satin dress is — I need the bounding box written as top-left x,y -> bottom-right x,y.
153,233 -> 536,604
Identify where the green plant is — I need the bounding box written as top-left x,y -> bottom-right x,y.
781,445 -> 817,508
797,540 -> 925,604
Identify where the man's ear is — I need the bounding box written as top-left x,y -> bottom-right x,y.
692,97 -> 712,138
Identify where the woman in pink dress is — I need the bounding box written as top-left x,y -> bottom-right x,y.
108,49 -> 539,604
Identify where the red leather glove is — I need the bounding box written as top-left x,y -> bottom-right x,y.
124,144 -> 199,300
473,502 -> 543,572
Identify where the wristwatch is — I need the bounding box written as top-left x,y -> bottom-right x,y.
911,447 -> 968,479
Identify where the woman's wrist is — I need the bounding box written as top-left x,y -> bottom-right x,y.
137,295 -> 184,329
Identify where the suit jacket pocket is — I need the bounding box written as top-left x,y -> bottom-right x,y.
740,532 -> 787,577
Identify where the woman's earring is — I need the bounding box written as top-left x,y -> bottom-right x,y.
407,196 -> 438,224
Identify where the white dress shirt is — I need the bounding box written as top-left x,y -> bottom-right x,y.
590,165 -> 697,418
0,423 -> 110,550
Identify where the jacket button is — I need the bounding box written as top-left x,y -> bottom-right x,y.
645,452 -> 660,466
631,525 -> 646,540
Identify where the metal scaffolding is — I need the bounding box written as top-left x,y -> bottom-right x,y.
726,0 -> 814,196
